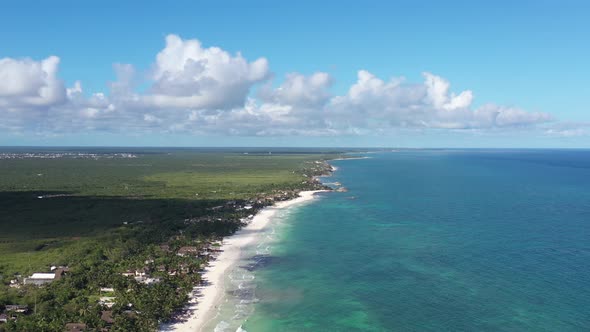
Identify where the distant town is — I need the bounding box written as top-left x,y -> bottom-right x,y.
0,153 -> 137,160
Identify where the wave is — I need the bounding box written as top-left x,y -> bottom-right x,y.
210,197 -> 318,331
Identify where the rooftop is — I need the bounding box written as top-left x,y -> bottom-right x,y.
29,273 -> 55,279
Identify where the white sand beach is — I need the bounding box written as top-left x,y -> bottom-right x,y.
160,190 -> 326,332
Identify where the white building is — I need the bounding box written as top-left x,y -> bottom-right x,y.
24,273 -> 55,286
99,297 -> 116,308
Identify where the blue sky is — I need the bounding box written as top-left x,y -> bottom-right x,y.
1,0 -> 589,147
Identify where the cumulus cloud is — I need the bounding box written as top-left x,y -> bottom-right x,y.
0,56 -> 66,110
0,35 -> 561,138
0,56 -> 70,133
326,71 -> 553,131
475,104 -> 553,128
259,72 -> 332,107
140,34 -> 269,110
423,72 -> 473,111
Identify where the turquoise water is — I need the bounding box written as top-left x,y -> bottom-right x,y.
241,150 -> 590,331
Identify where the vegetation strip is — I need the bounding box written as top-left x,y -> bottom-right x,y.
0,149 -> 339,331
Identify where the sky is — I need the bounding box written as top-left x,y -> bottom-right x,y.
1,0 -> 589,148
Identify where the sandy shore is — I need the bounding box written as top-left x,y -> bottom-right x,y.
160,190 -> 327,332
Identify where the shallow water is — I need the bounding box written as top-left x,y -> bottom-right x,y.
205,205 -> 309,331
214,150 -> 590,331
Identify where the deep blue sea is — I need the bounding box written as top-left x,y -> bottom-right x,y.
232,150 -> 590,331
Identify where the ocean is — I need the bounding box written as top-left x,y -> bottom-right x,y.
209,150 -> 590,331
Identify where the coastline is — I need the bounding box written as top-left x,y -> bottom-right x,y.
160,190 -> 328,332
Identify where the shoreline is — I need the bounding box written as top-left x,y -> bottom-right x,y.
160,190 -> 328,332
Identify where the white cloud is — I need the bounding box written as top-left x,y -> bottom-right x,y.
423,72 -> 473,111
259,72 -> 332,107
326,70 -> 553,131
0,36 -> 561,138
475,104 -> 553,128
141,34 -> 270,110
0,56 -> 66,109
